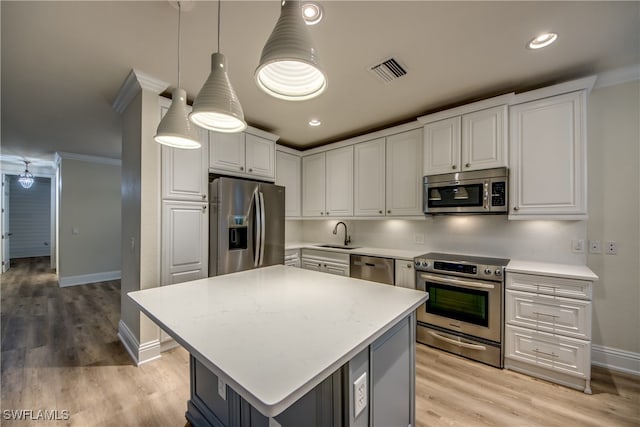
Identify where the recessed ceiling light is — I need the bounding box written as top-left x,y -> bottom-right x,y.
527,32 -> 558,49
309,119 -> 321,127
302,2 -> 323,25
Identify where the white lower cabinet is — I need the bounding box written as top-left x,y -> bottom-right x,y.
394,259 -> 415,289
505,270 -> 593,394
300,249 -> 349,276
284,248 -> 300,267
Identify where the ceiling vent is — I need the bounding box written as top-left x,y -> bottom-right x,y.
368,57 -> 407,83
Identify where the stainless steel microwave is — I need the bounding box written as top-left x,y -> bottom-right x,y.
423,167 -> 508,214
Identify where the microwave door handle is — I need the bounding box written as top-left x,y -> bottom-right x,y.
258,191 -> 266,266
253,190 -> 261,268
419,273 -> 495,290
427,331 -> 487,351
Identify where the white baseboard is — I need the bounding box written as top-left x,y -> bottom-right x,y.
58,270 -> 121,287
118,320 -> 161,366
592,344 -> 640,376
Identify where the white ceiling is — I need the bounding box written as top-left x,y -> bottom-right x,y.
2,1 -> 639,164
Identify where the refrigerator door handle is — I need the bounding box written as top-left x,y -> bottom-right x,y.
259,191 -> 266,266
253,189 -> 261,268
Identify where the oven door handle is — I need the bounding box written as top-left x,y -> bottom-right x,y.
419,273 -> 496,290
428,331 -> 487,351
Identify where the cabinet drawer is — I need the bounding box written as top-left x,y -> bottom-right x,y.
506,272 -> 592,300
505,325 -> 589,379
300,249 -> 350,264
506,290 -> 591,339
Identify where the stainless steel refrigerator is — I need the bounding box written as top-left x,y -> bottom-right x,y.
209,176 -> 285,276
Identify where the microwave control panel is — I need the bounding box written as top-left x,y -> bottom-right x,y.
491,182 -> 506,206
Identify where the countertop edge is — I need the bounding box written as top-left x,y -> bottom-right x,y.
285,242 -> 421,261
506,259 -> 598,281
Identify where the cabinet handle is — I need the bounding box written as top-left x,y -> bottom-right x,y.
465,163 -> 470,168
249,168 -> 253,172
406,263 -> 412,268
452,165 -> 457,170
378,210 -> 383,214
240,166 -> 244,171
320,212 -> 324,216
533,348 -> 559,358
513,206 -> 519,211
532,312 -> 559,318
326,212 -> 330,216
387,210 -> 391,214
202,194 -> 206,200
202,205 -> 207,212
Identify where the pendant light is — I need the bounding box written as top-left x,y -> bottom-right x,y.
190,0 -> 247,133
154,1 -> 201,149
18,161 -> 34,189
255,0 -> 327,101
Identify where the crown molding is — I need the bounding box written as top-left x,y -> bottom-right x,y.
594,64 -> 640,89
112,69 -> 169,114
56,152 -> 121,166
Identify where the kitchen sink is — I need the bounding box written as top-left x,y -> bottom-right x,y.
315,244 -> 362,250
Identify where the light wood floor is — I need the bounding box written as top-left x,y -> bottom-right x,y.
1,258 -> 638,426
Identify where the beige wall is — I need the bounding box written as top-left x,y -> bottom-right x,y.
587,80 -> 640,354
58,157 -> 121,280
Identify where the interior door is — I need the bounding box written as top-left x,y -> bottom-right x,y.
2,174 -> 10,272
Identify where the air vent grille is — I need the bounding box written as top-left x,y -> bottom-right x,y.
369,57 -> 407,83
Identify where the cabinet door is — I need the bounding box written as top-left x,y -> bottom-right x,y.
509,91 -> 586,218
461,105 -> 507,171
386,129 -> 423,216
276,151 -> 301,217
162,128 -> 209,201
325,146 -> 354,217
162,201 -> 208,286
300,256 -> 323,271
302,153 -> 326,217
423,117 -> 461,175
245,133 -> 275,179
354,138 -> 386,217
323,262 -> 350,277
209,131 -> 245,173
394,260 -> 415,289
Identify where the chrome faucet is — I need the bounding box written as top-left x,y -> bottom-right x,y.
332,221 -> 351,246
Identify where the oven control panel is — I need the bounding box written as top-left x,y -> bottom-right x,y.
414,252 -> 509,281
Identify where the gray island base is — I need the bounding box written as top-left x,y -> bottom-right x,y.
128,266 -> 427,427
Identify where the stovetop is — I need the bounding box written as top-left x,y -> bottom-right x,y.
413,252 -> 510,280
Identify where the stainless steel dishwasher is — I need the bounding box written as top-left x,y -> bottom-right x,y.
349,255 -> 395,285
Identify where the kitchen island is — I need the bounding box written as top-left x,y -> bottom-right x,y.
128,265 -> 428,427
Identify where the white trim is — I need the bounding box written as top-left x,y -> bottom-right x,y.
58,270 -> 121,287
592,344 -> 640,376
594,64 -> 640,89
118,320 -> 162,366
55,152 -> 121,166
245,125 -> 280,142
511,75 -> 598,105
417,93 -> 515,124
112,69 -> 169,114
276,144 -> 303,156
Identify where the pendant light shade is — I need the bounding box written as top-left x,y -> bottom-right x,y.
154,1 -> 201,149
190,52 -> 247,133
155,88 -> 201,149
18,161 -> 34,189
255,0 -> 327,101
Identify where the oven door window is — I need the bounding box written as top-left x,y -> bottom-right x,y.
426,283 -> 488,327
427,184 -> 483,208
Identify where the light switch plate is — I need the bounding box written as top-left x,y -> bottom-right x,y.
353,372 -> 367,418
571,239 -> 584,253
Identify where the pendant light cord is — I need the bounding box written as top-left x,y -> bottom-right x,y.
177,1 -> 182,87
217,0 -> 221,53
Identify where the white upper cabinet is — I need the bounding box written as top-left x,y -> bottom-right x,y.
354,138 -> 386,216
422,105 -> 507,175
302,152 -> 326,217
160,103 -> 209,202
209,128 -> 277,181
509,90 -> 587,219
276,150 -> 301,218
386,128 -> 424,216
302,147 -> 353,217
325,146 -> 354,217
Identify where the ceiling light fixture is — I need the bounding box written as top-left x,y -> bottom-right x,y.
255,0 -> 327,101
190,0 -> 247,133
302,2 -> 323,25
155,1 -> 201,149
527,32 -> 558,50
18,161 -> 34,189
308,119 -> 321,126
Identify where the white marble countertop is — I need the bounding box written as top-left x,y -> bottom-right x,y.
285,242 -> 424,261
128,265 -> 428,417
506,259 -> 598,281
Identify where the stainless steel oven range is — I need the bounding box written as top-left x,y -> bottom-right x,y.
414,252 -> 509,368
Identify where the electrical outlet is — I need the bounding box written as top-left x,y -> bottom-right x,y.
218,377 -> 227,400
589,240 -> 601,254
606,241 -> 617,255
353,372 -> 367,418
571,239 -> 585,253
414,233 -> 425,244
